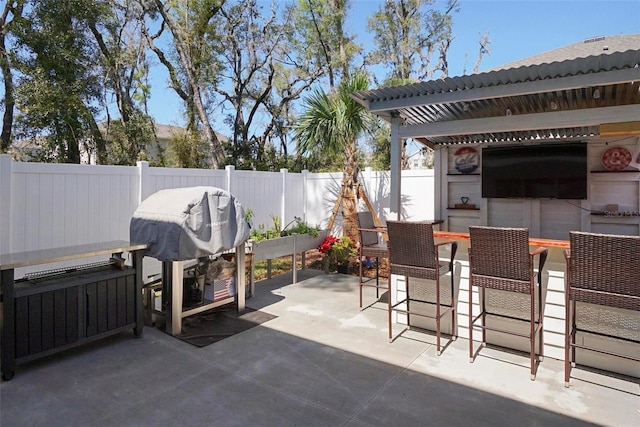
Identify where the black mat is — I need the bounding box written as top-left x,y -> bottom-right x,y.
172,306 -> 277,347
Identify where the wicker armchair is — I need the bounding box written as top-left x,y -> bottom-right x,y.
564,231 -> 640,387
468,226 -> 548,380
386,220 -> 458,355
357,211 -> 388,309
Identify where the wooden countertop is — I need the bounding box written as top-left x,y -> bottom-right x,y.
433,231 -> 569,249
0,241 -> 147,270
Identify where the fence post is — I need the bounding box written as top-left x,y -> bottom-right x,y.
225,165 -> 235,193
137,161 -> 150,205
0,154 -> 12,255
280,168 -> 288,223
302,169 -> 309,223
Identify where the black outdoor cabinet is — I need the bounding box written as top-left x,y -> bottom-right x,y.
0,241 -> 146,381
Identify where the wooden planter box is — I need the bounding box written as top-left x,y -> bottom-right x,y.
247,230 -> 329,294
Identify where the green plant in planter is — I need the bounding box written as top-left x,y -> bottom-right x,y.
281,217 -> 320,237
249,214 -> 320,242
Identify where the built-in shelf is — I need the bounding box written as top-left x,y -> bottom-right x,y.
447,207 -> 480,210
590,170 -> 639,173
591,212 -> 640,217
447,173 -> 480,176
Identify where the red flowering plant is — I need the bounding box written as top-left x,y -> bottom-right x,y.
318,235 -> 356,269
318,235 -> 340,255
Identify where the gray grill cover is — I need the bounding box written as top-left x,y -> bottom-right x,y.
130,186 -> 251,261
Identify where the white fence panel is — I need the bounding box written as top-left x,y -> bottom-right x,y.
146,166 -> 227,199
8,162 -> 139,253
359,169 -> 391,222
305,172 -> 343,233
232,169 -> 283,230
398,169 -> 435,221
1,155 -> 439,259
283,171 -> 306,226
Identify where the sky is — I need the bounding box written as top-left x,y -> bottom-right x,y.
146,0 -> 640,131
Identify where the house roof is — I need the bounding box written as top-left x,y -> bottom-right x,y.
489,34 -> 640,71
351,34 -> 640,146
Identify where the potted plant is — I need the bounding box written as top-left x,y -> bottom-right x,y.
246,213 -> 328,287
318,235 -> 357,274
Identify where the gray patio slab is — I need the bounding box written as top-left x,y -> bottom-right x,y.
1,269 -> 638,427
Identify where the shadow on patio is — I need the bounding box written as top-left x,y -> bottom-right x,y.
1,269 -> 638,426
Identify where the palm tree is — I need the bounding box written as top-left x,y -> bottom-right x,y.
297,73 -> 373,242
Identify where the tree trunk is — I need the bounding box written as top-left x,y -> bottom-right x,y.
152,0 -> 224,168
0,29 -> 14,152
341,143 -> 359,243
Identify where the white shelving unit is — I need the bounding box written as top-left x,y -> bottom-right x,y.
438,137 -> 640,238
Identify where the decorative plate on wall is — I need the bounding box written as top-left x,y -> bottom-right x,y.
601,146 -> 632,171
454,146 -> 479,174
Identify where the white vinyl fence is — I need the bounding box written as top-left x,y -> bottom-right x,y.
0,154 -> 435,259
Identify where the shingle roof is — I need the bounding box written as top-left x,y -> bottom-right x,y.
489,34 -> 640,71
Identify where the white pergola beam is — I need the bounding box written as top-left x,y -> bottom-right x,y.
398,105 -> 640,139
366,68 -> 640,113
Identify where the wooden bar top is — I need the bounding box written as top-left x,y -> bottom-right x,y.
433,231 -> 569,249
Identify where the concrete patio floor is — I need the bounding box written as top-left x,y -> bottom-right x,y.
1,269 -> 638,426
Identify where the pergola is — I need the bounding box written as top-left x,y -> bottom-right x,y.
351,35 -> 640,217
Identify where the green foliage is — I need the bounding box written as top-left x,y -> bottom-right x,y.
244,208 -> 254,226
367,0 -> 458,81
280,217 -> 320,237
366,120 -> 391,171
167,128 -> 209,168
249,215 -> 319,242
250,224 -> 282,242
292,0 -> 361,88
323,235 -> 356,266
297,72 -> 372,159
149,0 -> 225,167
100,114 -> 157,165
3,0 -> 465,170
12,0 -> 106,163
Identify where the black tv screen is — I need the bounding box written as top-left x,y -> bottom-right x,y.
481,142 -> 588,199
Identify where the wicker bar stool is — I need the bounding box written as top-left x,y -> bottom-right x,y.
386,220 -> 458,355
357,211 -> 388,309
564,231 -> 640,387
468,226 -> 548,380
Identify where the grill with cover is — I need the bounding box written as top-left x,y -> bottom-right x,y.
130,186 -> 250,261
130,186 -> 251,335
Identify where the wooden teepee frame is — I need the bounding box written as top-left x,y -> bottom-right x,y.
326,183 -> 388,242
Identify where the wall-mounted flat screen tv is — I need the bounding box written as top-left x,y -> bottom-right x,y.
481,142 -> 588,199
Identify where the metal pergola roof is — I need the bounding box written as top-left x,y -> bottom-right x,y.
351,34 -> 640,216
351,47 -> 640,147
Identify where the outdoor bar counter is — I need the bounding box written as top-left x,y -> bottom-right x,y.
422,230 -> 637,378
1,241 -> 146,380
395,230 -> 571,339
434,230 -> 570,248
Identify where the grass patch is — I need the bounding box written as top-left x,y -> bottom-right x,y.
251,258 -> 295,281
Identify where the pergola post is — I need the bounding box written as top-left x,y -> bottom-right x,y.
389,113 -> 402,220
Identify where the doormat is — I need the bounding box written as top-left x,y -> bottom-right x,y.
171,306 -> 277,348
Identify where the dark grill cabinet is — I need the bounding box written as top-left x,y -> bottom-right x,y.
1,241 -> 146,381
